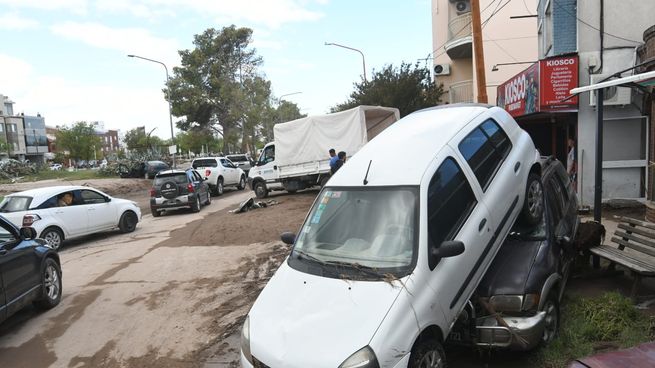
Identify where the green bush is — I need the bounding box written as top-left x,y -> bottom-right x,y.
538,292 -> 654,368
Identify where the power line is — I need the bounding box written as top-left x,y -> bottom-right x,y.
552,0 -> 641,44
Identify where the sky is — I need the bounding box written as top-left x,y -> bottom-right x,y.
0,0 -> 432,139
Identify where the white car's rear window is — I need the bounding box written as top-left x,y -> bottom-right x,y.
192,159 -> 218,168
0,196 -> 32,212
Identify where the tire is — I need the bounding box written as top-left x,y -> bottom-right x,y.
541,293 -> 560,345
408,338 -> 447,368
216,178 -> 224,196
204,191 -> 212,206
237,175 -> 246,190
254,181 -> 268,199
119,211 -> 138,233
191,195 -> 201,213
41,227 -> 64,251
160,181 -> 179,199
519,173 -> 544,226
151,208 -> 161,217
319,175 -> 330,188
34,258 -> 62,310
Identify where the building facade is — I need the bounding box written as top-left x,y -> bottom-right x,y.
431,0 -> 538,104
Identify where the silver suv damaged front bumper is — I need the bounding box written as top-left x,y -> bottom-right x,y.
476,311 -> 546,350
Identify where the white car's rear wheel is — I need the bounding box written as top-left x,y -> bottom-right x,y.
41,227 -> 64,250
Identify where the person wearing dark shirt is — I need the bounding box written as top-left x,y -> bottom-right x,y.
331,151 -> 346,174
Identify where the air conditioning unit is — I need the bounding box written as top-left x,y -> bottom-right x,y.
589,74 -> 632,106
434,63 -> 451,76
450,0 -> 471,15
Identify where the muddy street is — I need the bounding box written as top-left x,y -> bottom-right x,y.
0,185 -> 318,368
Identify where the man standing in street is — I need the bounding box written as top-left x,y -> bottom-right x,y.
332,151 -> 346,175
329,148 -> 338,172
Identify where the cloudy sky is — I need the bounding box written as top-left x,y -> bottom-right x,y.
0,0 -> 431,138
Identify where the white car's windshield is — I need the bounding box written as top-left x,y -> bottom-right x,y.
291,187 -> 418,278
0,196 -> 32,213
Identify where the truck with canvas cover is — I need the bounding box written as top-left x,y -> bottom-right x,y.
247,105 -> 400,198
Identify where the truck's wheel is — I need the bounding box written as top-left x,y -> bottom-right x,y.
408,338 -> 446,368
237,175 -> 246,190
519,173 -> 544,226
215,178 -> 224,196
254,181 -> 268,199
319,175 -> 329,188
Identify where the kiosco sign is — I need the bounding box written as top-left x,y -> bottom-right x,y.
497,55 -> 579,117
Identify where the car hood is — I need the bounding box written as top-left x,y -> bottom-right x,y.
248,261 -> 404,368
476,237 -> 543,297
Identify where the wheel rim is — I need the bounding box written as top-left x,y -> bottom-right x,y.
542,300 -> 558,343
527,180 -> 543,217
207,193 -> 211,204
44,231 -> 62,249
419,350 -> 444,368
218,180 -> 223,194
240,177 -> 245,187
256,184 -> 264,197
44,264 -> 60,300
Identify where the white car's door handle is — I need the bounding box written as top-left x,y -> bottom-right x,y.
88,208 -> 96,211
54,210 -> 64,214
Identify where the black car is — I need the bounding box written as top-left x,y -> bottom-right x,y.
0,215 -> 62,324
449,157 -> 578,350
149,169 -> 211,217
119,160 -> 170,179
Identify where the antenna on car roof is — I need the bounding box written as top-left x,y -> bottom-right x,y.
363,160 -> 372,185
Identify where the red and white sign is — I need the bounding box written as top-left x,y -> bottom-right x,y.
497,55 -> 579,117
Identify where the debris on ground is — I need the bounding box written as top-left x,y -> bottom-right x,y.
230,197 -> 279,213
0,159 -> 38,181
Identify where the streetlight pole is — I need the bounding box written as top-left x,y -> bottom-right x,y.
324,42 -> 367,83
127,54 -> 176,168
278,92 -> 302,104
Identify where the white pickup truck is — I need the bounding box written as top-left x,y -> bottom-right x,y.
191,157 -> 246,196
247,105 -> 400,198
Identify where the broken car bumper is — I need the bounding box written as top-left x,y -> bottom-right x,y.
476,311 -> 546,350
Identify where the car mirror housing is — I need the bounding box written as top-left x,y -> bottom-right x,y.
20,227 -> 37,240
431,240 -> 465,261
281,232 -> 296,245
105,196 -> 112,202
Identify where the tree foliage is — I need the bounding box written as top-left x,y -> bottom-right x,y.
176,129 -> 222,155
55,122 -> 102,162
123,128 -> 164,153
332,62 -> 445,117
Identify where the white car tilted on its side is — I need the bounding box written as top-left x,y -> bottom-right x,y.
0,185 -> 142,250
241,104 -> 543,367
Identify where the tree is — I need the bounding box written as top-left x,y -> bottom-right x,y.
55,122 -> 102,163
332,62 -> 445,117
260,100 -> 304,144
124,128 -> 164,153
167,26 -> 264,154
176,129 -> 222,155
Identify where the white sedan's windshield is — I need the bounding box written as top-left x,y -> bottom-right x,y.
294,188 -> 417,270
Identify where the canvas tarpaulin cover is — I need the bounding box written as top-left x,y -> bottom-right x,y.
274,106 -> 399,167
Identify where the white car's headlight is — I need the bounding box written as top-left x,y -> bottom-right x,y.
339,346 -> 379,368
241,316 -> 253,364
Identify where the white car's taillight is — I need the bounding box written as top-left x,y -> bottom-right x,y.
23,213 -> 41,227
205,169 -> 211,177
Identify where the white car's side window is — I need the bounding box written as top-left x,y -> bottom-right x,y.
427,157 -> 478,270
458,119 -> 512,192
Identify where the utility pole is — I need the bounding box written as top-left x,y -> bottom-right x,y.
471,0 -> 488,104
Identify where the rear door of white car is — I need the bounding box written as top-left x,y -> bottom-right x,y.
80,189 -> 116,231
220,158 -> 238,184
50,190 -> 89,237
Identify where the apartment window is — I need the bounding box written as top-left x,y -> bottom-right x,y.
0,124 -> 4,133
7,124 -> 17,133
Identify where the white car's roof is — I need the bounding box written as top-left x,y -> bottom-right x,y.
6,185 -> 105,207
327,105 -> 491,187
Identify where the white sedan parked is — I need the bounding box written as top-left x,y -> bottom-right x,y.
0,185 -> 141,250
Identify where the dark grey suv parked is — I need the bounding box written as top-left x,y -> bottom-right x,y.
149,169 -> 211,217
449,156 -> 578,350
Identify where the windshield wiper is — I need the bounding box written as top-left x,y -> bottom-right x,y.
293,249 -> 326,265
323,260 -> 383,278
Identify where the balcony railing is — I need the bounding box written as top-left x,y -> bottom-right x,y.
449,80 -> 474,104
448,13 -> 472,43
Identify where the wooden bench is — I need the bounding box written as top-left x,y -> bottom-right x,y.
590,216 -> 655,299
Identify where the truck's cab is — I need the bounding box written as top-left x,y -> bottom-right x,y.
247,143 -> 284,198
